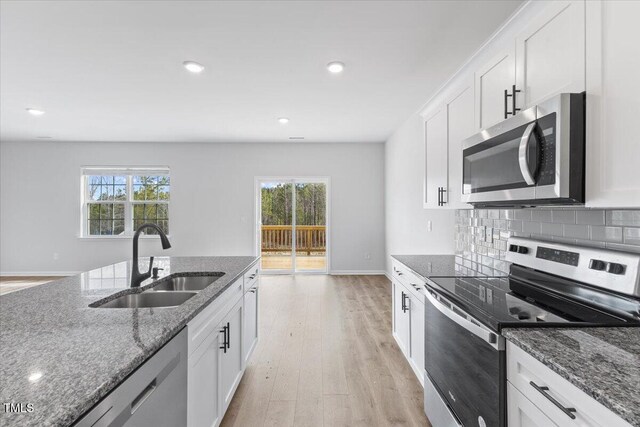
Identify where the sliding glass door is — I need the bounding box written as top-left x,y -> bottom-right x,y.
258,178 -> 328,274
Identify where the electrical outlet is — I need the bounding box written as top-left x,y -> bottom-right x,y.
427,220 -> 432,232
364,253 -> 371,260
486,227 -> 494,243
53,252 -> 59,260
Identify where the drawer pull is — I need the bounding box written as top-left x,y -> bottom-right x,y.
529,381 -> 576,419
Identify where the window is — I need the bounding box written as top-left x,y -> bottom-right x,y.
82,167 -> 170,237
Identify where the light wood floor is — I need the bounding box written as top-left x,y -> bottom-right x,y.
221,274 -> 430,427
0,276 -> 64,295
261,256 -> 327,271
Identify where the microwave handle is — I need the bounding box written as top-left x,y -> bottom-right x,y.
425,289 -> 502,350
518,122 -> 537,185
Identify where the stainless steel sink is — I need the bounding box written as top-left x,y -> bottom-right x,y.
94,291 -> 196,308
150,274 -> 223,292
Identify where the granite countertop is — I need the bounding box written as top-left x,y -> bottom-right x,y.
503,327 -> 640,427
391,254 -> 458,278
0,256 -> 258,427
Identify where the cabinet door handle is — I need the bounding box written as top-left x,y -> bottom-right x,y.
226,322 -> 231,350
401,291 -> 406,312
504,88 -> 510,119
220,325 -> 228,353
249,287 -> 257,293
401,292 -> 409,313
505,85 -> 521,119
439,187 -> 447,206
529,381 -> 577,419
511,84 -> 521,116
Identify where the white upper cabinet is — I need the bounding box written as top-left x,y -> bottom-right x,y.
515,0 -> 586,109
586,0 -> 640,207
423,106 -> 448,209
423,82 -> 474,210
446,83 -> 475,209
475,47 -> 516,130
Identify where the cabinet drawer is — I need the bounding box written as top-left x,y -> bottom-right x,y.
188,279 -> 243,357
392,260 -> 426,303
508,381 -> 558,427
507,342 -> 631,427
243,263 -> 259,293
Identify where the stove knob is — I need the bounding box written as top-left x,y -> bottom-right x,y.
589,259 -> 607,271
517,246 -> 529,254
607,262 -> 626,275
509,244 -> 519,253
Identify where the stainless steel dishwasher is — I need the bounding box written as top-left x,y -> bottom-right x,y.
75,328 -> 187,427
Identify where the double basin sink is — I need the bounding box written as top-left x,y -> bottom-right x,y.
93,273 -> 224,309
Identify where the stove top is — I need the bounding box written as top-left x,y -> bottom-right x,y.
426,237 -> 640,333
426,274 -> 640,332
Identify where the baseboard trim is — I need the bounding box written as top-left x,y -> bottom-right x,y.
329,270 -> 386,275
0,271 -> 79,277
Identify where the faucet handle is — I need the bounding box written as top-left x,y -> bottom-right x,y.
152,267 -> 164,279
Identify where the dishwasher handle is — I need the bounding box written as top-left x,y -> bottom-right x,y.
130,380 -> 156,414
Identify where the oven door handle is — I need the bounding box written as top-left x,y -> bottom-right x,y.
425,289 -> 503,350
518,122 -> 537,186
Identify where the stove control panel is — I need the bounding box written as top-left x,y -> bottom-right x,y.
536,247 -> 580,266
506,237 -> 640,298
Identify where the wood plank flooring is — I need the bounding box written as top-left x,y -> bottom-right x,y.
221,274 -> 430,427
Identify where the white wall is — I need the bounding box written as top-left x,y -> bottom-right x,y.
0,141 -> 385,274
384,114 -> 456,273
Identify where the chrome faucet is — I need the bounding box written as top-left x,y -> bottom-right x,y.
131,223 -> 171,287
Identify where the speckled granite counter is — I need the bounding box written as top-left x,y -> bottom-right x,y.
391,254 -> 458,278
0,256 -> 258,427
503,328 -> 640,427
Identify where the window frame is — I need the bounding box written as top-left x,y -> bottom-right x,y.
80,167 -> 170,238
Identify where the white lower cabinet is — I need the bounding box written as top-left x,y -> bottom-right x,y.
242,280 -> 258,366
391,260 -> 426,387
188,328 -> 222,427
392,280 -> 410,355
408,292 -> 425,386
187,263 -> 259,427
220,298 -> 244,413
507,342 -> 632,427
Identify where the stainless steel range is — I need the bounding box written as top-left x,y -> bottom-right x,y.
423,237 -> 640,427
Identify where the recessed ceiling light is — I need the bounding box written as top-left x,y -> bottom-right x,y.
327,61 -> 345,74
183,61 -> 205,73
26,108 -> 45,116
278,117 -> 290,124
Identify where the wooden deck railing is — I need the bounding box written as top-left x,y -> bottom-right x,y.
261,225 -> 326,255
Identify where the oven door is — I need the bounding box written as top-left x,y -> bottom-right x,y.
462,106 -> 540,204
424,288 -> 505,427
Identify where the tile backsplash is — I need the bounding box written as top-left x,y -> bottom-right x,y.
454,208 -> 640,276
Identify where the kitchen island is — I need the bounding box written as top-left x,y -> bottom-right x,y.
0,256 -> 258,427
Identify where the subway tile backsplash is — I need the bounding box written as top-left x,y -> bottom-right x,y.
455,208 -> 640,276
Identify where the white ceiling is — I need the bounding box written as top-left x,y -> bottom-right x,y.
0,0 -> 522,143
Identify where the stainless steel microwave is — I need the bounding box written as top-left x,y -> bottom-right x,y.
461,93 -> 585,207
